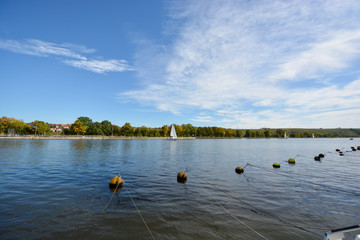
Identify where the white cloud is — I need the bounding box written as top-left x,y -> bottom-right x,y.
0,39 -> 88,59
0,38 -> 134,74
63,59 -> 135,74
271,30 -> 360,81
121,0 -> 360,127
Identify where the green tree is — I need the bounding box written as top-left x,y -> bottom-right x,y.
255,130 -> 264,137
235,129 -> 243,138
112,125 -> 121,136
225,129 -> 234,137
244,130 -> 252,137
101,120 -> 112,136
160,125 -> 169,137
275,129 -> 284,138
139,126 -> 149,136
87,122 -> 104,135
0,117 -> 31,134
120,123 -> 134,136
149,128 -> 160,137
77,117 -> 93,128
264,129 -> 271,138
31,120 -> 50,135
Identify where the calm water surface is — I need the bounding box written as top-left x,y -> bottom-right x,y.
0,138 -> 359,239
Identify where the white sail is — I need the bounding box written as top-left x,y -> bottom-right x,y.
170,125 -> 177,139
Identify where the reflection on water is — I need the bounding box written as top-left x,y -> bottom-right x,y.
0,138 -> 359,240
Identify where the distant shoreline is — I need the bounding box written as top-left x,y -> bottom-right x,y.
0,135 -> 196,140
0,135 -> 357,140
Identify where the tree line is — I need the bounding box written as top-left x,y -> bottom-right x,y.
1,116 -> 359,138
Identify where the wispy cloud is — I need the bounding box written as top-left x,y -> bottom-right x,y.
63,59 -> 135,74
121,0 -> 360,128
271,30 -> 360,81
0,38 -> 134,74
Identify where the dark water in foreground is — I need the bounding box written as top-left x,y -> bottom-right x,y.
0,138 -> 359,240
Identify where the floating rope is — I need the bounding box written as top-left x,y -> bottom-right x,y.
247,164 -> 360,197
124,182 -> 156,240
198,176 -> 323,237
103,174 -> 155,240
103,173 -> 123,211
199,184 -> 270,240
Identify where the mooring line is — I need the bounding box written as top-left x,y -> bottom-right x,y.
124,182 -> 156,240
248,164 -> 360,197
103,174 -> 123,211
198,176 -> 323,237
199,184 -> 270,240
103,175 -> 155,240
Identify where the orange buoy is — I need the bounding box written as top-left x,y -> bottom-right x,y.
109,176 -> 123,188
235,167 -> 244,174
177,171 -> 187,183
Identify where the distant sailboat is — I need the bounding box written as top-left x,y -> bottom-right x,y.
284,131 -> 288,139
168,125 -> 177,141
312,133 -> 315,138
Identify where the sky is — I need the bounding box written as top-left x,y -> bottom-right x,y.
1,0 -> 360,128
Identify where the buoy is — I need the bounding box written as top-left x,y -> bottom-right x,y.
336,149 -> 340,152
288,158 -> 295,164
339,153 -> 344,156
357,146 -> 360,150
235,167 -> 244,174
110,186 -> 122,192
351,147 -> 356,151
339,151 -> 343,154
273,163 -> 280,168
318,153 -> 324,158
314,156 -> 321,161
109,176 -> 123,188
177,171 -> 187,183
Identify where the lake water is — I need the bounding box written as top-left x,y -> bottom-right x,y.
0,138 -> 359,239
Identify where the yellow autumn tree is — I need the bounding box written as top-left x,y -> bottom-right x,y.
71,120 -> 87,135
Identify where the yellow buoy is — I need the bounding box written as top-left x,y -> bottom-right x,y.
273,163 -> 280,168
109,176 -> 123,188
288,158 -> 295,164
177,171 -> 187,183
235,167 -> 244,174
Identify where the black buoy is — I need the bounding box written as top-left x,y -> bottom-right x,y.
336,149 -> 340,152
318,153 -> 324,158
339,153 -> 344,156
235,167 -> 244,174
314,156 -> 321,161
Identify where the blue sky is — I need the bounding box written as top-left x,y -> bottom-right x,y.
1,0 -> 360,128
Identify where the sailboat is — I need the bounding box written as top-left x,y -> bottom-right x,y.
168,124 -> 177,141
312,133 -> 315,138
284,131 -> 288,139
